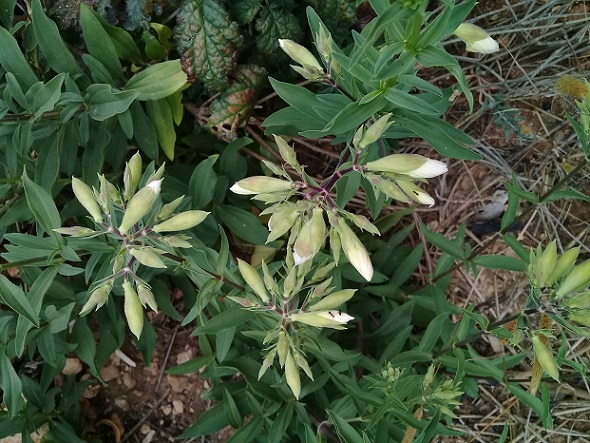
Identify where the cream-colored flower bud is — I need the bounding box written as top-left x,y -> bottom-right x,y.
396,180 -> 435,206
98,174 -> 121,209
152,210 -> 209,233
566,292 -> 590,309
345,213 -> 380,235
312,277 -> 333,298
285,351 -> 301,399
337,218 -> 373,281
146,163 -> 165,184
112,254 -> 126,273
278,39 -> 323,72
309,289 -> 356,311
556,259 -> 590,298
72,177 -> 103,223
124,151 -> 142,200
329,227 -> 341,266
277,330 -> 289,368
530,241 -> 558,288
53,226 -> 95,237
230,176 -> 294,195
258,348 -> 277,380
366,154 -> 447,178
228,296 -> 257,308
161,235 -> 192,248
273,135 -> 299,168
123,280 -> 144,340
293,208 -> 325,265
293,350 -> 313,380
316,25 -> 333,62
80,282 -> 112,315
360,113 -> 393,149
310,262 -> 336,282
283,266 -> 298,300
454,23 -> 499,54
238,259 -> 269,303
291,310 -> 354,329
261,260 -> 279,295
138,284 -> 158,312
157,196 -> 185,221
290,65 -> 324,81
570,312 -> 590,327
129,247 -> 167,269
267,206 -> 300,243
119,180 -> 162,234
368,174 -> 411,203
548,247 -> 580,286
532,335 -> 559,381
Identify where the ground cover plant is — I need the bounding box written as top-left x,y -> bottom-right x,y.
1,0 -> 590,441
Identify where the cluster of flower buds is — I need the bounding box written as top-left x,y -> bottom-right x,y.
235,259 -> 355,399
278,39 -> 325,81
55,152 -> 209,339
453,23 -> 499,54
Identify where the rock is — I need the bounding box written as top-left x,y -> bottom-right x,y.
142,430 -> 156,443
161,405 -> 172,415
172,399 -> 184,414
176,349 -> 194,365
166,375 -> 186,393
140,424 -> 152,435
122,372 -> 136,389
115,399 -> 130,411
62,358 -> 83,376
101,365 -> 119,381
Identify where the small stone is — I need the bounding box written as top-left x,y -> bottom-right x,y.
176,349 -> 194,365
101,365 -> 119,381
166,375 -> 185,393
172,400 -> 184,414
122,373 -> 136,389
62,358 -> 83,376
142,430 -> 156,443
140,424 -> 151,435
115,399 -> 129,411
161,405 -> 172,415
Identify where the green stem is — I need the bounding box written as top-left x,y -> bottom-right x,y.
163,253 -> 245,291
0,257 -> 59,272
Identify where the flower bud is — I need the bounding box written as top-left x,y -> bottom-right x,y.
161,235 -> 192,248
124,151 -> 142,201
267,205 -> 300,243
230,176 -> 294,195
345,213 -> 380,235
238,259 -> 269,303
337,218 -> 373,281
157,196 -> 185,221
152,210 -> 209,233
273,135 -> 299,168
359,114 -> 393,149
329,227 -> 341,265
316,25 -> 333,62
119,179 -> 162,234
80,283 -> 112,315
98,174 -> 121,209
309,289 -> 356,311
138,284 -> 158,312
258,348 -> 276,380
312,277 -> 333,298
53,226 -> 95,237
146,163 -> 165,184
548,247 -> 580,286
556,258 -> 590,298
566,291 -> 590,309
396,180 -> 435,206
291,310 -> 354,329
72,177 -> 103,223
369,174 -> 411,203
129,247 -> 167,269
261,260 -> 279,294
366,154 -> 448,179
293,350 -> 313,380
454,23 -> 499,54
570,312 -> 590,327
285,351 -> 301,399
293,209 -> 325,265
123,280 -> 144,340
532,334 -> 559,381
530,241 -> 557,288
278,39 -> 323,72
290,65 -> 324,81
112,254 -> 126,273
283,265 -> 298,300
277,330 -> 289,368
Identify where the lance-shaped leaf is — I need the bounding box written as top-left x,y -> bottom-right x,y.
175,0 -> 242,90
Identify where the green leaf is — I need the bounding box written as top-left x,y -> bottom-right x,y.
508,383 -> 545,418
0,275 -> 39,326
327,411 -> 365,443
0,0 -> 16,29
124,60 -> 188,101
146,98 -> 176,160
189,155 -> 218,208
0,351 -> 24,417
218,204 -> 269,245
32,73 -> 65,117
31,0 -> 81,76
89,8 -> 143,64
130,102 -> 159,159
0,28 -> 38,90
80,4 -> 123,79
504,181 -> 539,203
268,78 -> 322,119
166,355 -> 212,375
207,64 -> 266,136
501,234 -> 530,262
323,95 -> 387,134
215,326 -> 235,363
22,168 -> 61,237
384,89 -> 440,115
421,222 -> 465,260
72,316 -> 99,377
501,188 -> 520,231
230,0 -> 262,25
175,0 -> 242,90
178,403 -> 228,438
192,305 -> 254,335
87,84 -> 140,121
472,255 -> 526,272
82,54 -> 114,84
223,388 -> 242,428
226,416 -> 265,443
388,244 -> 423,287
416,0 -> 475,48
543,188 -> 590,203
255,7 -> 303,56
417,312 -> 448,352
336,171 -> 362,207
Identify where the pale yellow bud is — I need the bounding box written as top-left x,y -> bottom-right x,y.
293,350 -> 313,380
157,196 -> 185,221
566,292 -> 590,309
267,206 -> 300,243
338,218 -> 373,281
532,335 -> 559,381
277,330 -> 289,368
152,210 -> 209,232
161,235 -> 192,248
345,213 -> 380,235
556,259 -> 590,298
366,154 -> 447,178
368,174 -> 411,203
124,151 -> 143,200
129,247 -> 167,269
285,351 -> 301,399
98,174 -> 121,209
548,247 -> 580,286
530,241 -> 558,288
258,349 -> 276,380
53,226 -> 95,237
119,180 -> 162,234
309,289 -> 356,311
278,39 -> 323,72
230,176 -> 294,195
291,310 -> 354,329
138,285 -> 158,312
238,259 -> 269,303
80,283 -> 112,316
123,280 -> 144,340
293,209 -> 325,265
359,114 -> 393,149
283,266 -> 298,300
454,23 -> 499,54
72,177 -> 103,223
396,180 -> 435,206
273,135 -> 299,168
